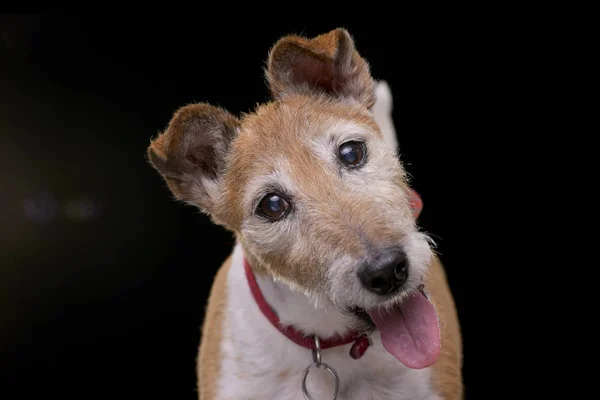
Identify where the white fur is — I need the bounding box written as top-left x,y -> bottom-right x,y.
372,80 -> 398,153
213,82 -> 442,399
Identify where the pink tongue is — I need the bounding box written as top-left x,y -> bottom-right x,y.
367,291 -> 441,369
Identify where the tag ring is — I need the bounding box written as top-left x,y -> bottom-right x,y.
312,335 -> 322,366
301,362 -> 340,400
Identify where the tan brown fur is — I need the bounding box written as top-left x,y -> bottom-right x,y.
215,96 -> 381,227
197,254 -> 232,400
427,256 -> 464,399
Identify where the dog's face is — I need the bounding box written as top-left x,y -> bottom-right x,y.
148,29 -> 433,328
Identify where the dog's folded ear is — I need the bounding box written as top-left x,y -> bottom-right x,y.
147,103 -> 239,215
266,28 -> 376,108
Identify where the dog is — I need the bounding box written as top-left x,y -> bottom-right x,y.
147,28 -> 463,400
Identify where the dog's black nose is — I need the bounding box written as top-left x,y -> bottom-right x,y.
358,249 -> 409,295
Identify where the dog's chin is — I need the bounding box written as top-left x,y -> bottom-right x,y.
343,284 -> 428,334
344,307 -> 377,333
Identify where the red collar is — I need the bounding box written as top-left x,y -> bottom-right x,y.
243,188 -> 423,360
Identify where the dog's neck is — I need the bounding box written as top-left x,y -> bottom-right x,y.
251,259 -> 352,340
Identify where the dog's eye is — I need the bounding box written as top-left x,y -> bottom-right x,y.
258,193 -> 291,220
339,141 -> 366,168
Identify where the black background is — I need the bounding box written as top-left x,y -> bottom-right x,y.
0,14 -> 499,399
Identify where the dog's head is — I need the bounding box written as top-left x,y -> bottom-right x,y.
148,29 -> 434,329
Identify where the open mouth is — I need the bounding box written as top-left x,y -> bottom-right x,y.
350,284 -> 441,369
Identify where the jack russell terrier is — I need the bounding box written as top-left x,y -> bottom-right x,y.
147,28 -> 463,400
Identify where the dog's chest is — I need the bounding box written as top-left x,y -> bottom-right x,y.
214,245 -> 439,400
217,339 -> 437,400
